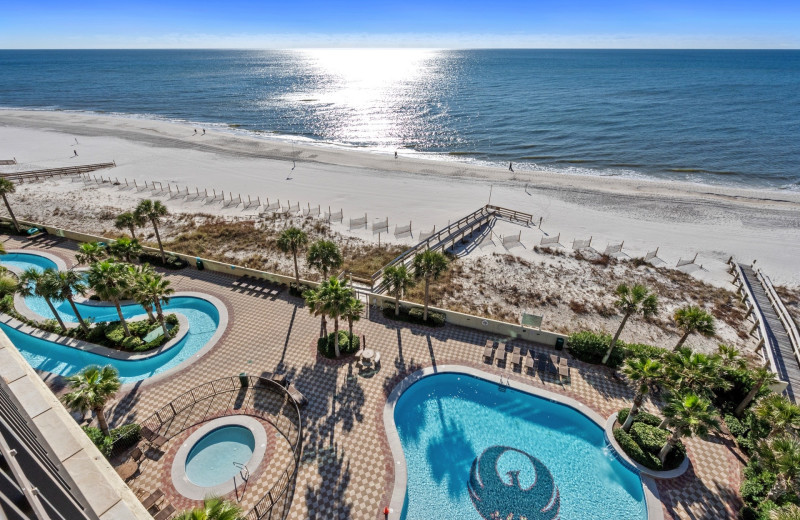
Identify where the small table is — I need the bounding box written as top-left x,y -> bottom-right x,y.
361,349 -> 375,364
115,459 -> 138,481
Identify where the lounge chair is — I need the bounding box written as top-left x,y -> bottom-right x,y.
558,363 -> 571,383
549,354 -> 560,374
140,426 -> 167,449
153,503 -> 175,520
524,351 -> 535,373
140,489 -> 164,510
510,346 -> 522,368
495,346 -> 507,366
483,340 -> 496,363
287,384 -> 308,407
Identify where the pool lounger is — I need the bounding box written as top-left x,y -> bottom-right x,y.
287,383 -> 308,407
140,489 -> 164,510
153,503 -> 175,520
141,426 -> 168,449
483,340 -> 495,362
510,345 -> 523,368
494,347 -> 507,366
525,351 -> 535,373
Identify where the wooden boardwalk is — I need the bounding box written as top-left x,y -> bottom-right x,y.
737,263 -> 800,403
0,162 -> 115,183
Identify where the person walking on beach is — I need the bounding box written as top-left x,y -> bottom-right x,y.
202,128 -> 205,135
73,150 -> 78,157
395,151 -> 398,159
509,162 -> 514,172
193,129 -> 197,135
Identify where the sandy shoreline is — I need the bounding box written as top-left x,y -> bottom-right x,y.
1,108 -> 799,288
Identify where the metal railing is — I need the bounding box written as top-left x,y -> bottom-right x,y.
134,376 -> 302,520
757,269 -> 800,369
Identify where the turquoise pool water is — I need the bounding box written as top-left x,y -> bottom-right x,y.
0,252 -> 58,273
0,253 -> 221,383
393,373 -> 647,520
185,426 -> 255,487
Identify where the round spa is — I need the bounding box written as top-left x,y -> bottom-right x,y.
171,416 -> 267,500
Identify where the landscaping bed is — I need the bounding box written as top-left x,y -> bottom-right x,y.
317,330 -> 360,358
613,408 -> 686,471
381,302 -> 446,327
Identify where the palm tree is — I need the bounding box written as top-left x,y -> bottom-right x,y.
17,268 -> 68,331
672,305 -> 716,351
735,361 -> 780,416
303,286 -> 328,338
277,227 -> 308,287
757,436 -> 800,500
174,497 -> 244,520
130,265 -> 157,323
319,277 -> 353,358
135,199 -> 169,263
663,348 -> 732,397
755,394 -> 800,438
413,250 -> 449,322
139,270 -> 174,338
343,296 -> 364,348
76,242 -> 106,265
114,211 -> 144,239
659,393 -> 720,465
602,283 -> 658,365
384,264 -> 415,316
770,503 -> 800,520
50,270 -> 90,334
717,343 -> 746,370
0,178 -> 20,233
62,365 -> 121,436
621,357 -> 663,431
108,237 -> 142,263
306,239 -> 343,279
88,261 -> 133,337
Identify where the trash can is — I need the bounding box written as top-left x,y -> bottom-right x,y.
555,337 -> 564,351
196,258 -> 204,270
239,372 -> 249,388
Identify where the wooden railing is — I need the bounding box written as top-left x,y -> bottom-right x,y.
757,269 -> 800,370
0,162 -> 115,182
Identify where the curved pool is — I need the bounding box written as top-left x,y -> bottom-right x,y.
0,252 -> 223,383
393,373 -> 647,520
185,426 -> 256,487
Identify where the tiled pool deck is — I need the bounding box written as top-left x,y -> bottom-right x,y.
2,236 -> 744,519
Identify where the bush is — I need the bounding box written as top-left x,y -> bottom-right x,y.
568,330 -> 623,366
83,423 -> 141,458
381,302 -> 446,327
288,283 -> 309,297
625,342 -> 667,360
138,252 -> 188,270
618,408 -> 662,428
111,423 -> 141,446
0,293 -> 14,313
317,330 -> 360,359
613,428 -> 661,469
0,274 -> 17,297
630,422 -> 669,452
83,426 -> 114,457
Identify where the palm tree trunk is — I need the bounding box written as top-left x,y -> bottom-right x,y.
44,297 -> 68,332
334,317 -> 340,358
2,194 -> 20,233
154,300 -> 169,338
143,303 -> 155,323
395,292 -> 401,316
622,393 -> 644,431
348,318 -> 354,347
114,299 -> 131,337
292,250 -> 300,286
658,431 -> 680,464
320,315 -> 327,338
602,312 -> 630,364
735,376 -> 766,417
128,224 -> 136,239
674,331 -> 691,351
151,219 -> 165,263
94,405 -> 110,436
423,277 -> 430,321
66,296 -> 90,334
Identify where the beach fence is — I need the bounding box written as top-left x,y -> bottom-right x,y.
326,208 -> 344,223
676,253 -> 699,268
479,233 -> 496,249
284,201 -> 300,214
243,195 -> 261,210
170,185 -> 189,200
209,189 -> 224,203
303,204 -> 320,217
372,218 -> 389,234
186,187 -> 204,202
540,233 -> 562,248
572,236 -> 592,250
223,192 -> 242,208
502,231 -> 523,249
263,198 -> 281,212
604,241 -> 624,255
0,158 -> 16,165
394,221 -> 412,238
644,247 -> 661,263
349,213 -> 368,230
419,226 -> 436,242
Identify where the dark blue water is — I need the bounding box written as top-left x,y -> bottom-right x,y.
1,49 -> 798,189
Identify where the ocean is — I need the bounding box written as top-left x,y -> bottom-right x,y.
1,49 -> 798,190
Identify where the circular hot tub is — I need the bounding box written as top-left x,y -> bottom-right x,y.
172,416 -> 267,500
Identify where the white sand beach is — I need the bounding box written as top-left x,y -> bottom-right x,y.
2,108 -> 798,288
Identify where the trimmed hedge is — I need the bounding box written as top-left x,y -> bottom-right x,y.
138,252 -> 188,270
567,330 -> 667,368
618,408 -> 662,428
613,408 -> 685,471
317,330 -> 360,359
613,428 -> 660,469
381,302 -> 446,327
83,423 -> 141,458
630,422 -> 668,452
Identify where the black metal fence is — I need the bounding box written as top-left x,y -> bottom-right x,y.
135,376 -> 303,520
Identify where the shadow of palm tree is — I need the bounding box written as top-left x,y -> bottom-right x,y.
304,442 -> 352,520
426,416 -> 476,499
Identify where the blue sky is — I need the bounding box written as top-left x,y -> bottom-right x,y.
1,0 -> 798,48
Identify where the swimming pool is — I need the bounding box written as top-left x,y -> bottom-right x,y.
185,425 -> 256,487
392,372 -> 647,520
0,252 -> 224,384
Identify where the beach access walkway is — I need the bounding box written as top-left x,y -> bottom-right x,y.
734,263 -> 800,403
0,162 -> 116,183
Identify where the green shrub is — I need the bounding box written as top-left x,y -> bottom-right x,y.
0,274 -> 17,297
82,426 -> 114,457
288,283 -> 309,297
138,252 -> 188,270
724,414 -> 746,438
0,293 -> 14,313
381,302 -> 446,327
317,330 -> 360,358
111,423 -> 141,445
568,330 -> 624,366
630,422 -> 669,453
618,408 -> 662,428
625,342 -> 666,360
120,336 -> 143,350
165,313 -> 179,326
613,428 -> 661,469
